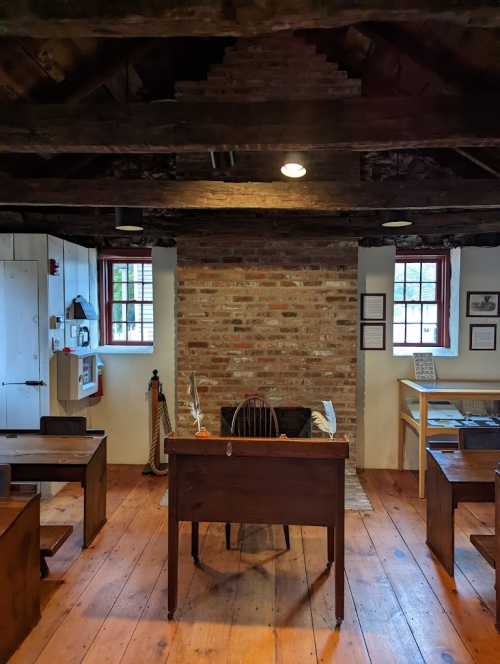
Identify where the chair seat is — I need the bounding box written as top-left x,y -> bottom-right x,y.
470,534 -> 496,568
40,525 -> 73,557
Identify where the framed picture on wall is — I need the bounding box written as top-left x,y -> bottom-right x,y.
469,324 -> 497,351
360,323 -> 386,351
466,292 -> 500,317
361,293 -> 386,321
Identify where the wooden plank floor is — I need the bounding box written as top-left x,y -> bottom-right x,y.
8,466 -> 500,664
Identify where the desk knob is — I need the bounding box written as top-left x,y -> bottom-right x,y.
226,442 -> 232,457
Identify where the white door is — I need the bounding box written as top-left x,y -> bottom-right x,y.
0,261 -> 41,428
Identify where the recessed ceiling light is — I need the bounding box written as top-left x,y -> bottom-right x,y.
281,162 -> 307,178
115,224 -> 144,232
115,207 -> 143,232
381,220 -> 414,228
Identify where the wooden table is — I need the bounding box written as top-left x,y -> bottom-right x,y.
398,379 -> 500,497
0,493 -> 40,664
426,448 -> 500,576
0,434 -> 107,548
165,434 -> 348,624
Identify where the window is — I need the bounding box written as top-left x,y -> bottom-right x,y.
99,250 -> 153,346
393,251 -> 450,348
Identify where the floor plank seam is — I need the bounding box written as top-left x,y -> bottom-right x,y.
371,475 -> 480,664
344,564 -> 373,664
358,512 -> 427,663
81,518 -> 166,664
299,525 -> 321,664
33,477 -> 165,664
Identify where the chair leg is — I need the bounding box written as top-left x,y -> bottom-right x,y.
225,523 -> 231,550
40,556 -> 49,579
284,525 -> 290,550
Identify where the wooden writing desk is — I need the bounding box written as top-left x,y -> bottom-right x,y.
426,448 -> 500,575
398,379 -> 500,497
0,434 -> 107,548
0,494 -> 40,664
165,434 -> 349,624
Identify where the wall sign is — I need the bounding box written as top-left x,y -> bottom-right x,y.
361,293 -> 386,321
360,323 -> 386,351
469,324 -> 497,351
466,292 -> 500,317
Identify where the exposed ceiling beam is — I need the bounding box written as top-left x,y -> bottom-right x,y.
0,178 -> 500,212
3,209 -> 500,239
1,96 -> 500,154
0,2 -> 500,37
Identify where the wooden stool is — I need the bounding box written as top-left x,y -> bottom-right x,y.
40,525 -> 73,578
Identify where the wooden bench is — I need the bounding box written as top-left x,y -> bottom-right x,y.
470,465 -> 500,631
40,525 -> 73,578
9,481 -> 73,577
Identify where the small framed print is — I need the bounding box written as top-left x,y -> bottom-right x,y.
469,324 -> 497,351
360,323 -> 386,351
466,292 -> 500,317
361,293 -> 386,321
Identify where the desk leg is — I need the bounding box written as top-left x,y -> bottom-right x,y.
327,527 -> 334,567
191,522 -> 199,564
335,463 -> 345,626
83,441 -> 107,548
168,455 -> 179,620
418,395 -> 428,499
426,452 -> 454,576
398,381 -> 406,470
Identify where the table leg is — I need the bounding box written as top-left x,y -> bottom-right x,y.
168,515 -> 179,620
83,441 -> 107,548
327,527 -> 334,568
426,452 -> 455,576
398,381 -> 406,470
191,521 -> 199,564
335,463 -> 345,626
168,455 -> 179,620
418,395 -> 428,499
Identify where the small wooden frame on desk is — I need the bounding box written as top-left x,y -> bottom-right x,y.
360,322 -> 386,350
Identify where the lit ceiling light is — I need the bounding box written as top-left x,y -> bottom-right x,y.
381,219 -> 414,228
281,162 -> 307,178
281,153 -> 307,178
115,224 -> 144,231
115,207 -> 144,232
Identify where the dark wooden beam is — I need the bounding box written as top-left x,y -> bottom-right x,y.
3,209 -> 500,240
1,96 -> 500,154
0,2 -> 500,37
1,178 -> 500,212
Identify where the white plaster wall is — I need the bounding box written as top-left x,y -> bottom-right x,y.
89,247 -> 176,464
358,245 -> 500,470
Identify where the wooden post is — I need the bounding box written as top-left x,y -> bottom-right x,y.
150,370 -> 160,471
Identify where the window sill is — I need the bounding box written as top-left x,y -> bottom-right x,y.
393,346 -> 458,358
96,345 -> 154,355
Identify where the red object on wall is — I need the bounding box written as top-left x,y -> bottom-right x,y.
95,372 -> 104,398
48,258 -> 60,275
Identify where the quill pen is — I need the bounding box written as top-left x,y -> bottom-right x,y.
187,372 -> 204,432
311,400 -> 337,439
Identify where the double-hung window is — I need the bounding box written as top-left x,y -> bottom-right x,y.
99,250 -> 153,346
393,251 -> 450,348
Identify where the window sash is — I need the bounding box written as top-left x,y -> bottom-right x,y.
393,253 -> 450,348
100,257 -> 154,346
